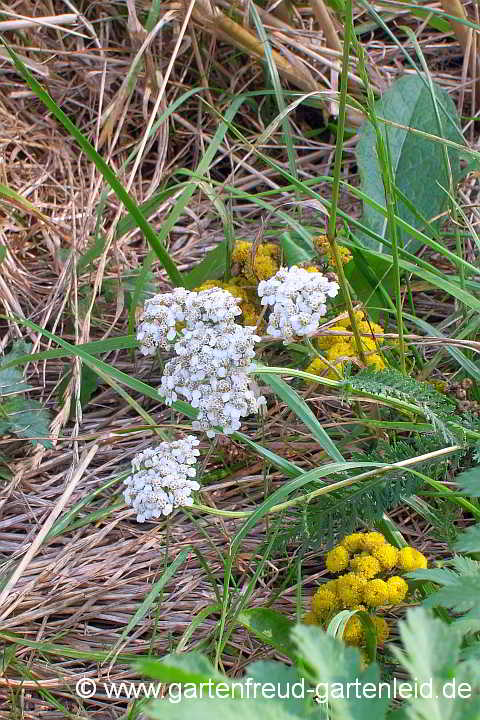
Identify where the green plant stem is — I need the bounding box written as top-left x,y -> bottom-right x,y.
326,0 -> 367,366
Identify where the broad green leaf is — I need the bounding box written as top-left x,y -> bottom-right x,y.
391,607 -> 477,718
237,608 -> 296,658
279,232 -> 314,266
356,75 -> 464,254
409,566 -> 480,632
137,652 -> 221,685
455,465 -> 480,497
145,698 -> 299,720
291,625 -> 389,719
245,661 -> 309,716
183,241 -> 228,289
0,397 -> 51,448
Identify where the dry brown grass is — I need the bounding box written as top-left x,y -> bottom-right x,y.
0,0 -> 478,716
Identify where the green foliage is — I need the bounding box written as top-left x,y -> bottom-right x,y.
0,341 -> 51,448
57,363 -> 99,411
236,608 -> 296,658
454,465 -> 480,497
356,75 -> 464,255
273,433 -> 462,551
344,369 -> 459,441
138,610 -> 480,719
409,549 -> 480,632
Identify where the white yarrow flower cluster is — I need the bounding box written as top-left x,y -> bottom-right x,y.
124,435 -> 201,522
257,266 -> 340,341
137,287 -> 265,437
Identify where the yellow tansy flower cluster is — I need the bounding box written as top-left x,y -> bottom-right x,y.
313,234 -> 353,267
305,310 -> 386,379
231,240 -> 280,283
194,279 -> 262,329
195,241 -> 282,331
305,531 -> 427,648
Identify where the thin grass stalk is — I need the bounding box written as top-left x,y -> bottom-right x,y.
326,0 -> 367,365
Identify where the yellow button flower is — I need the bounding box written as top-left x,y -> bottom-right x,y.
362,579 -> 390,607
336,573 -> 367,606
373,543 -> 399,571
386,576 -> 408,604
350,554 -> 382,579
325,545 -> 350,573
303,611 -> 319,625
362,532 -> 386,552
343,615 -> 364,646
312,587 -> 339,619
397,547 -> 428,571
336,310 -> 365,328
341,532 -> 365,553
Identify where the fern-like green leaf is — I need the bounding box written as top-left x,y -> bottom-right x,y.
344,369 -> 459,441
272,435 -> 463,551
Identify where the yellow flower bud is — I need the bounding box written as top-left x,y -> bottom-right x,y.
350,554 -> 382,579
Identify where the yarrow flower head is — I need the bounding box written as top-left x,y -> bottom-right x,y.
257,265 -> 339,342
137,287 -> 266,437
124,435 -> 201,522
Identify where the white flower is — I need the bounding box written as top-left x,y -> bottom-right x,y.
257,266 -> 339,342
137,287 -> 265,436
124,435 -> 201,522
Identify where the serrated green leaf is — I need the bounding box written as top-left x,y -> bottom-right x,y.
412,568 -> 480,631
145,698 -> 299,720
0,397 -> 51,448
455,466 -> 480,497
391,607 -> 478,719
137,652 -> 221,685
356,75 -> 464,254
0,341 -> 33,396
454,525 -> 480,554
291,624 -> 389,720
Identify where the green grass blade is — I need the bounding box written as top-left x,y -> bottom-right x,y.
0,42 -> 183,287
261,373 -> 345,463
107,548 -> 191,659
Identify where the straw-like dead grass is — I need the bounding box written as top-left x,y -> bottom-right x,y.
0,0 -> 478,716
